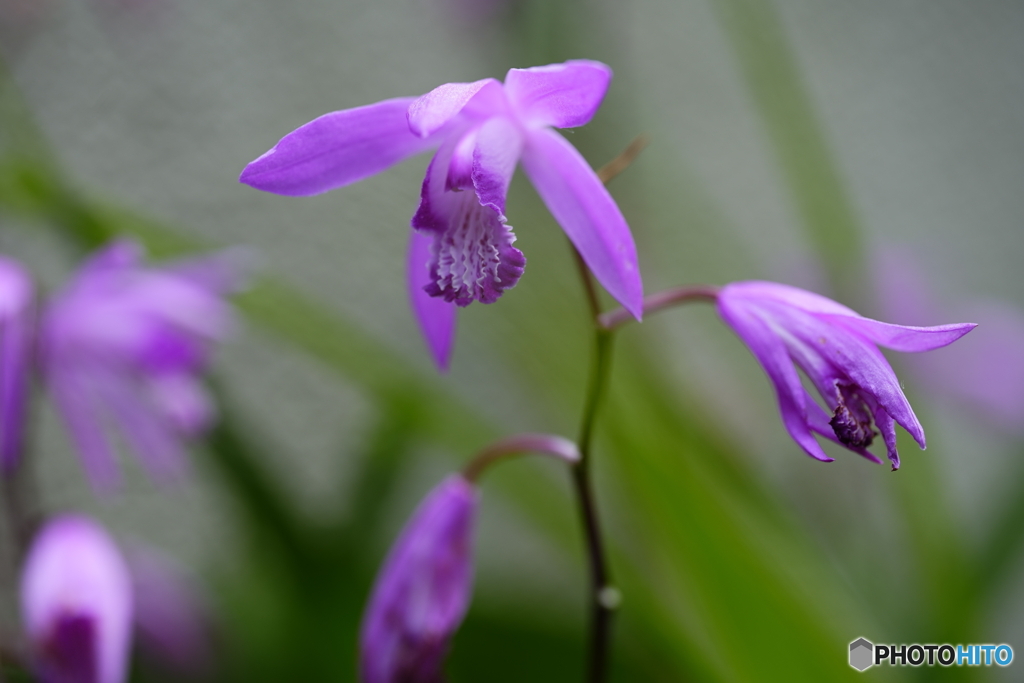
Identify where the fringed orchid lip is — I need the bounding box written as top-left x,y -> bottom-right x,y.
717,281 -> 977,469
240,60 -> 643,370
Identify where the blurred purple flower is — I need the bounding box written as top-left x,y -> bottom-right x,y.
21,515 -> 132,683
0,256 -> 32,473
127,546 -> 215,678
718,281 -> 976,469
360,475 -> 478,683
41,240 -> 238,491
241,60 -> 642,369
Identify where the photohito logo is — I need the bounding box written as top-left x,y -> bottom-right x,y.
849,638 -> 1014,671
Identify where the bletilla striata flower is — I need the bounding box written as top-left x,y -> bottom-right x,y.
360,475 -> 478,683
717,281 -> 976,469
240,60 -> 642,369
42,240 -> 238,490
21,515 -> 133,683
0,256 -> 32,473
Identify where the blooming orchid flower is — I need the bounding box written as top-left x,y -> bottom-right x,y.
21,515 -> 133,683
41,240 -> 239,491
717,281 -> 976,469
360,475 -> 478,683
240,60 -> 643,369
0,256 -> 32,473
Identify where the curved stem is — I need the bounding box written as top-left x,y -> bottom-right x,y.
461,433 -> 580,483
599,284 -> 721,331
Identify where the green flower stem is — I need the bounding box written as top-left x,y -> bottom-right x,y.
570,245 -> 617,683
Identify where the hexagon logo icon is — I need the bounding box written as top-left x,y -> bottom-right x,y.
849,638 -> 874,671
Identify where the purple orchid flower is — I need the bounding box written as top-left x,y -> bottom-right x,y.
0,256 -> 32,473
41,240 -> 238,491
360,475 -> 478,683
21,515 -> 133,683
240,60 -> 643,369
717,281 -> 976,469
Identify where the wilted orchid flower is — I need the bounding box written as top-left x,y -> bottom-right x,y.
717,281 -> 976,469
21,515 -> 132,683
360,475 -> 478,683
41,240 -> 239,491
0,256 -> 32,473
240,60 -> 642,369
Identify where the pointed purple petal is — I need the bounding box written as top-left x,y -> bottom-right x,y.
721,281 -> 859,316
407,79 -> 505,137
521,127 -> 643,318
718,297 -> 833,462
504,60 -> 612,129
408,230 -> 457,371
825,315 -> 977,353
240,98 -> 439,196
871,404 -> 901,470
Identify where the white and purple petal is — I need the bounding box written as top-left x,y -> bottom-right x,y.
407,78 -> 506,138
504,60 -> 612,129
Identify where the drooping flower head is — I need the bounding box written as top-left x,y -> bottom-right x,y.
240,60 -> 643,369
41,240 -> 239,491
21,515 -> 133,683
717,281 -> 976,469
0,255 -> 33,473
360,475 -> 478,683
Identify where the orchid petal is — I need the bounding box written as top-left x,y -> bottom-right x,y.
471,116 -> 523,219
408,230 -> 457,371
521,127 -> 643,318
504,60 -> 612,129
407,79 -> 505,138
718,299 -> 833,462
240,98 -> 438,196
761,300 -> 928,448
49,365 -> 121,492
724,280 -> 858,316
826,315 -> 977,353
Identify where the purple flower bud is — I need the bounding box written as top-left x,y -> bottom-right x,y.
360,475 -> 479,683
41,240 -> 240,491
0,255 -> 33,473
21,515 -> 132,683
717,281 -> 976,469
